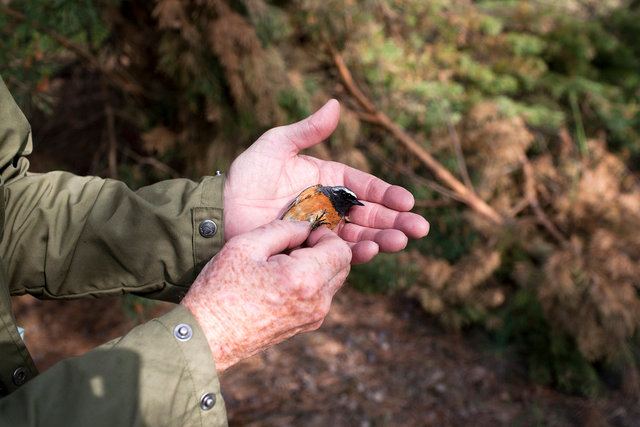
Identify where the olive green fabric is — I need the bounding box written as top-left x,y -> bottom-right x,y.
0,77 -> 228,426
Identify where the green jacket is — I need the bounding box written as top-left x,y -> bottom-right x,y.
0,78 -> 228,426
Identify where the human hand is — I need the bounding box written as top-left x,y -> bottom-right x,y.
223,99 -> 429,264
180,220 -> 351,372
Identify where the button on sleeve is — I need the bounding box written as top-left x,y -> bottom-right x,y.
174,323 -> 193,341
191,173 -> 225,275
198,220 -> 218,238
200,392 -> 217,411
12,366 -> 27,386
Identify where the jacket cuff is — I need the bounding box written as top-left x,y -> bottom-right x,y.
146,305 -> 228,425
100,304 -> 229,425
0,306 -> 227,426
192,174 -> 225,274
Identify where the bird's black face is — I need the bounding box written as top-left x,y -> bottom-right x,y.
321,186 -> 364,217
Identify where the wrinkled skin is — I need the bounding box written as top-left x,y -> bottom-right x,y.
181,220 -> 351,371
223,99 -> 429,265
182,101 -> 429,371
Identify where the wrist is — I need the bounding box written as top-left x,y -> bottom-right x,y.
180,287 -> 241,372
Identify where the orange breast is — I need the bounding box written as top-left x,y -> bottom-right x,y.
281,185 -> 343,230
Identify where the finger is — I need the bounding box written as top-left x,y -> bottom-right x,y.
340,223 -> 409,253
340,166 -> 415,212
289,229 -> 352,282
309,226 -> 385,264
235,220 -> 311,260
262,99 -> 341,154
347,203 -> 430,239
348,240 -> 380,265
302,228 -> 352,267
305,225 -> 334,247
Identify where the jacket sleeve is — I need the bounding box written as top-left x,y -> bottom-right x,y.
2,171 -> 225,302
0,78 -> 228,425
0,77 -> 225,302
0,305 -> 228,426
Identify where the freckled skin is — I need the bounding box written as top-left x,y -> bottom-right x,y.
181,220 -> 352,372
180,99 -> 430,373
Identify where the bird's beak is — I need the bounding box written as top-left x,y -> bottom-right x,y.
354,200 -> 364,206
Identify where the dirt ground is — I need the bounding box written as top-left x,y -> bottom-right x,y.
11,287 -> 640,426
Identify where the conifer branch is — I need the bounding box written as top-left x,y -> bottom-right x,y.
0,4 -> 101,69
0,4 -> 143,97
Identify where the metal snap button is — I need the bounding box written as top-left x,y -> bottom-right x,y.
174,323 -> 193,342
12,366 -> 27,386
200,392 -> 216,410
199,220 -> 217,238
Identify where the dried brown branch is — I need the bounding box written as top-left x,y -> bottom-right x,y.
329,45 -> 504,225
506,197 -> 530,218
329,45 -> 377,114
365,139 -> 467,203
519,153 -> 568,245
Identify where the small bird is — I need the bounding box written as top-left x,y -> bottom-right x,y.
280,184 -> 364,230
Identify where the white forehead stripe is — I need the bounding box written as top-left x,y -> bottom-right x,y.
334,186 -> 357,198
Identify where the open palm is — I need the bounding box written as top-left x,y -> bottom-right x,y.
223,100 -> 429,264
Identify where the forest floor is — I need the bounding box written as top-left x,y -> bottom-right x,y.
11,286 -> 639,426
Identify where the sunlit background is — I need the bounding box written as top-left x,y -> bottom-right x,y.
2,0 -> 639,424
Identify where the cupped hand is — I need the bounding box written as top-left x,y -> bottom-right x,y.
223,99 -> 429,264
180,220 -> 351,371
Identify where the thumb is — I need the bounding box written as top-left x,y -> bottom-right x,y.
262,99 -> 341,154
237,220 -> 312,260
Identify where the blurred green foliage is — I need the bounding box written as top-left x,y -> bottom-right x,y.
2,0 -> 640,397
0,0 -> 116,114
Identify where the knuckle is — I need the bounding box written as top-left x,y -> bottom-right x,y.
294,280 -> 319,300
294,278 -> 323,301
328,240 -> 352,266
281,268 -> 310,294
261,127 -> 282,141
221,239 -> 244,256
309,300 -> 331,324
340,243 -> 353,264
